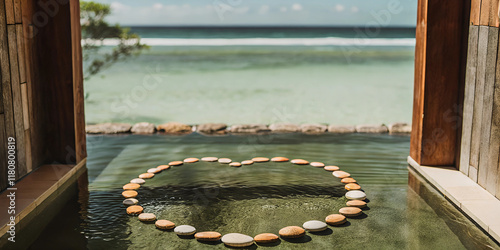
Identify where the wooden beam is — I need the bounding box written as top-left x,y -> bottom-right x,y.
0,114 -> 7,190
471,0 -> 482,25
489,0 -> 500,27
7,25 -> 27,178
70,0 -> 87,162
488,41 -> 500,196
480,0 -> 491,26
460,26 -> 480,175
15,24 -> 26,83
4,0 -> 15,24
13,0 -> 21,24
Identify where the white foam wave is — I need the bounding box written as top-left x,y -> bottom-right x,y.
85,37 -> 416,47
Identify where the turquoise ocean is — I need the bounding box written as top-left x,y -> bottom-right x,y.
84,27 -> 415,125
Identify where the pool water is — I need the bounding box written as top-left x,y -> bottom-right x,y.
30,133 -> 499,249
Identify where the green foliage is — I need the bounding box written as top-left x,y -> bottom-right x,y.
81,1 -> 149,80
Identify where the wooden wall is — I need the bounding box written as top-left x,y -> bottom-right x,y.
0,0 -> 86,191
460,0 -> 500,199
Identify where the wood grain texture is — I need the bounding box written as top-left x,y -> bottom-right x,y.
410,0 -> 428,164
0,115 -> 7,190
480,0 -> 491,26
489,0 -> 500,27
7,24 -> 27,178
21,83 -> 28,129
13,0 -> 21,23
15,24 -> 26,83
470,0 -> 482,25
478,27 -> 499,188
488,43 -> 500,196
470,26 -> 489,170
4,0 -> 14,24
70,0 -> 87,162
460,25 -> 480,175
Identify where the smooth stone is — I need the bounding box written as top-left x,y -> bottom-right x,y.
184,157 -> 199,163
345,190 -> 367,200
131,122 -> 156,134
174,225 -> 196,235
218,158 -> 232,164
122,190 -> 138,198
291,159 -> 309,165
123,183 -> 140,190
269,123 -> 300,133
356,124 -> 389,133
230,124 -> 270,133
328,125 -> 356,134
302,220 -> 328,232
339,207 -> 363,217
195,231 -> 222,241
123,198 -> 138,206
139,173 -> 154,179
155,220 -> 175,230
388,122 -> 412,134
157,122 -> 192,134
346,200 -> 367,208
300,124 -> 327,134
279,226 -> 305,238
254,233 -> 279,244
157,165 -> 170,171
324,166 -> 340,171
241,160 -> 254,165
271,157 -> 289,162
310,162 -> 325,167
230,162 -> 242,167
138,213 -> 156,222
86,123 -> 132,134
169,161 -> 183,166
196,123 -> 227,134
345,183 -> 361,190
126,205 -> 143,215
341,177 -> 357,184
202,157 -> 218,162
147,168 -> 161,174
130,178 -> 146,184
252,157 -> 269,162
221,233 -> 254,247
332,171 -> 351,178
325,214 -> 347,225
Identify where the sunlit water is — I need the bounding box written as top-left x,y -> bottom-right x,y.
30,134 -> 499,249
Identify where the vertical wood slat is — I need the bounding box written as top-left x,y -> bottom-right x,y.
478,27 -> 499,188
460,26 -> 480,175
22,1 -> 35,171
470,26 -> 489,171
489,0 -> 500,27
70,0 -> 87,162
489,44 -> 500,196
7,24 -> 27,178
0,115 -> 7,190
480,0 -> 491,26
13,0 -> 21,23
15,24 -> 26,83
470,0 -> 482,25
4,0 -> 14,24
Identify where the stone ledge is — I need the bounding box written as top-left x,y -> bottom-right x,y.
407,156 -> 500,243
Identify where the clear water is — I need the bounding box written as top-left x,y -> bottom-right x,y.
30,134 -> 500,249
84,27 -> 415,125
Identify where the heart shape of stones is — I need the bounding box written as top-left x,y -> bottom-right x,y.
122,156 -> 368,247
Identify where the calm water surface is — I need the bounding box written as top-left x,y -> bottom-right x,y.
30,133 -> 499,249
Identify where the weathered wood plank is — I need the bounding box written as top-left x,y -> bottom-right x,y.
13,0 -> 21,23
21,83 -> 29,129
24,129 -> 32,172
70,0 -> 87,162
478,27 -> 499,188
470,26 -> 489,172
489,0 -> 500,27
7,24 -> 27,178
4,0 -> 15,24
460,25 -> 480,175
471,0 -> 482,25
480,0 -> 491,26
0,115 -> 7,190
488,41 -> 500,196
15,24 -> 26,83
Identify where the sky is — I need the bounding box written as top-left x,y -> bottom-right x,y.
91,0 -> 418,27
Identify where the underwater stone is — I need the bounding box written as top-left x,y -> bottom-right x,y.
279,226 -> 305,238
155,220 -> 175,230
345,190 -> 367,200
123,198 -> 138,206
302,220 -> 328,232
174,225 -> 196,236
195,231 -> 222,241
221,233 -> 254,247
131,122 -> 156,134
138,213 -> 156,222
339,207 -> 363,217
325,214 -> 347,225
254,233 -> 279,244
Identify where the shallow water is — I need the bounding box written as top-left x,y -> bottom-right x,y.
28,133 -> 500,249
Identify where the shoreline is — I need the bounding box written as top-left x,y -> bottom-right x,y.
85,122 -> 411,135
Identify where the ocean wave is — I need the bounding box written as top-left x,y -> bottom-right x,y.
86,37 -> 416,47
